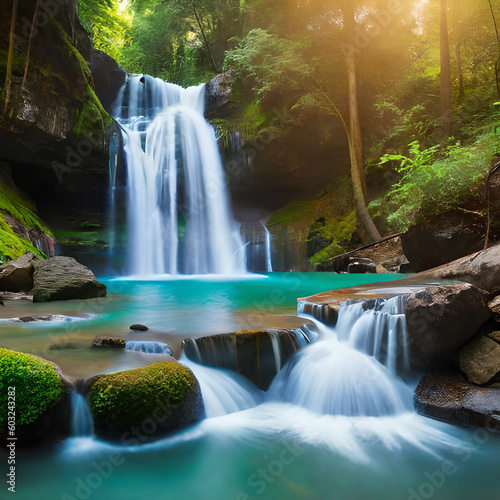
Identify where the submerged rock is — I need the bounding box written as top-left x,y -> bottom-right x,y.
49,341 -> 87,351
414,374 -> 500,432
88,361 -> 203,441
0,252 -> 40,292
183,329 -> 311,390
0,348 -> 71,443
32,257 -> 107,302
92,335 -> 126,348
130,324 -> 149,332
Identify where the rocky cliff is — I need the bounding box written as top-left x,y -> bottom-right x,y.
0,0 -> 122,263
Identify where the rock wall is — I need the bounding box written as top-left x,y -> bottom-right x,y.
0,0 -> 120,263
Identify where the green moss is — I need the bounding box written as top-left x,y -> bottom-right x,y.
54,229 -> 102,247
0,348 -> 64,433
0,169 -> 52,262
0,218 -> 45,261
89,362 -> 197,422
308,210 -> 357,266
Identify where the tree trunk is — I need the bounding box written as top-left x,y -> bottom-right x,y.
21,1 -> 39,93
343,2 -> 382,242
456,42 -> 465,102
440,0 -> 452,138
3,0 -> 18,114
192,1 -> 219,73
487,0 -> 500,97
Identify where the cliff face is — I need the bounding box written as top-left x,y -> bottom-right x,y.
0,0 -> 117,207
0,0 -> 123,263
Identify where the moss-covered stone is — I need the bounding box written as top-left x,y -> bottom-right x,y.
0,348 -> 70,442
0,164 -> 54,262
88,361 -> 204,441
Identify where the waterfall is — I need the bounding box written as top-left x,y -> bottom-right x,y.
125,341 -> 173,355
336,296 -> 410,374
259,221 -> 273,272
269,297 -> 413,417
114,74 -> 246,276
70,387 -> 94,437
181,356 -> 263,418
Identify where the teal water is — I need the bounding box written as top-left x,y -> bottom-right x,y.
2,273 -> 500,500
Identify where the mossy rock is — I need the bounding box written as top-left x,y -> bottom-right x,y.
0,348 -> 71,443
88,362 -> 204,442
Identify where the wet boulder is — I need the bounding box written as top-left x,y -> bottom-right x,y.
87,361 -> 203,441
405,284 -> 491,371
32,257 -> 107,302
414,374 -> 500,432
0,348 -> 71,444
183,329 -> 310,390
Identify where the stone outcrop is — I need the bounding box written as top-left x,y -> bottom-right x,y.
205,70 -> 233,115
32,256 -> 107,302
0,252 -> 40,292
405,284 -> 491,370
414,244 -> 500,295
89,49 -> 127,114
414,374 -> 500,432
183,329 -> 310,390
0,348 -> 71,443
0,0 -> 117,248
458,322 -> 500,385
87,361 -> 204,441
401,211 -> 485,272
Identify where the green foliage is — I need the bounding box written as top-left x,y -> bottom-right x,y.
369,116 -> 500,232
0,348 -> 64,432
89,362 -> 197,421
224,29 -> 309,101
78,0 -> 128,61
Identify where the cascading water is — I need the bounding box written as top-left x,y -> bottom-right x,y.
125,340 -> 173,355
269,297 -> 412,417
114,74 -> 246,276
70,388 -> 94,437
181,356 -> 263,418
259,221 -> 273,272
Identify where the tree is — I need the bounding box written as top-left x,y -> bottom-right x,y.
487,0 -> 500,96
342,1 -> 382,241
2,0 -> 18,114
440,0 -> 452,138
